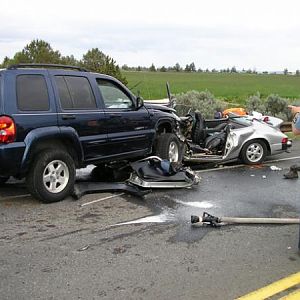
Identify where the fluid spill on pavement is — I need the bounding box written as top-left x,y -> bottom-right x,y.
112,210 -> 176,226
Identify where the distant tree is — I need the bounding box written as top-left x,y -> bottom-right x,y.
284,68 -> 288,75
197,68 -> 203,73
160,66 -> 167,72
296,70 -> 300,76
149,63 -> 156,72
81,48 -> 127,84
184,64 -> 191,72
137,66 -> 142,71
230,66 -> 237,73
189,62 -> 196,72
174,63 -> 181,72
205,68 -> 210,73
121,64 -> 129,71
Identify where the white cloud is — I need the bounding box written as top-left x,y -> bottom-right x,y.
1,0 -> 300,70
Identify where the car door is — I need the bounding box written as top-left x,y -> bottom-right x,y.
50,71 -> 108,161
96,78 -> 153,156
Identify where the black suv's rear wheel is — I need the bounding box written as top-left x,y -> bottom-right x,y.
155,133 -> 183,163
26,149 -> 75,203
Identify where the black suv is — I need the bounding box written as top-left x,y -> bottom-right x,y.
0,64 -> 182,202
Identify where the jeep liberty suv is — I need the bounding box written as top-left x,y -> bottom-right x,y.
0,64 -> 182,202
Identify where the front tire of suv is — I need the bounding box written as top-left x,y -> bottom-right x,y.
26,149 -> 76,203
155,133 -> 183,163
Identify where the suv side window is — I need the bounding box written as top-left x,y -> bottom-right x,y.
97,79 -> 133,109
17,75 -> 50,111
55,76 -> 97,110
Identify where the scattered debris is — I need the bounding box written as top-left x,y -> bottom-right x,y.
250,174 -> 255,177
270,165 -> 282,171
77,245 -> 89,252
262,175 -> 267,179
73,156 -> 199,200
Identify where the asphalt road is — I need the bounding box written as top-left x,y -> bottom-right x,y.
1,143 -> 300,300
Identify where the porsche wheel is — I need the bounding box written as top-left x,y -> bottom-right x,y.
240,140 -> 267,165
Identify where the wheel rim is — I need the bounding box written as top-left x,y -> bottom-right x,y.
43,160 -> 69,194
169,141 -> 179,162
246,143 -> 264,163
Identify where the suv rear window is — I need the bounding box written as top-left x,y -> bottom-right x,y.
55,76 -> 96,110
17,75 -> 50,111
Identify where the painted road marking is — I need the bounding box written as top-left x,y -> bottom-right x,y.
236,272 -> 300,299
80,193 -> 125,207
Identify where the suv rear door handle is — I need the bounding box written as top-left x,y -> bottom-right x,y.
62,114 -> 76,120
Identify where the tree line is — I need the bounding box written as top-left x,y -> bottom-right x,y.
0,39 -> 127,84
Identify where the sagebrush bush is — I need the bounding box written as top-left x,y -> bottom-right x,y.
174,90 -> 227,118
246,92 -> 266,113
265,94 -> 289,119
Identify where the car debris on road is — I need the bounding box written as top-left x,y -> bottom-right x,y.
72,156 -> 199,200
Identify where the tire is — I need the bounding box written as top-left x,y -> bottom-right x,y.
154,133 -> 183,163
26,149 -> 76,203
240,140 -> 267,165
0,176 -> 9,185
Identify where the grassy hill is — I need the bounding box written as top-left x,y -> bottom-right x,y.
123,71 -> 300,104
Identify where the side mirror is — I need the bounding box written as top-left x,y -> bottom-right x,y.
136,96 -> 144,109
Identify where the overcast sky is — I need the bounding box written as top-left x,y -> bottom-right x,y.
1,0 -> 300,71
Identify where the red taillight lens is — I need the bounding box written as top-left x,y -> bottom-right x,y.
0,116 -> 16,143
282,137 -> 288,144
263,116 -> 269,122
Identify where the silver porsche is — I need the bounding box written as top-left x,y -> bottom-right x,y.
181,113 -> 291,165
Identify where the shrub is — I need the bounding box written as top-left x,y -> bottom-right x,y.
265,94 -> 288,119
246,92 -> 266,113
174,90 -> 227,118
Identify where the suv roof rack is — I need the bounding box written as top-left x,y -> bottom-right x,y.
7,63 -> 88,72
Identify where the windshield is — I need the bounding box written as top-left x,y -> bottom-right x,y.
229,115 -> 252,126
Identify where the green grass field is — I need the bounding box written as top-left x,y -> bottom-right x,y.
123,71 -> 300,104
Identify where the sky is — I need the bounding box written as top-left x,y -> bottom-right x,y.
1,0 -> 300,71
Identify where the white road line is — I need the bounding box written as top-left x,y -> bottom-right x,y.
80,193 -> 125,207
195,156 -> 300,174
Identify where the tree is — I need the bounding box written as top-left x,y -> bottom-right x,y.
296,70 -> 300,76
60,55 -> 79,66
284,68 -> 288,75
184,64 -> 191,72
81,48 -> 127,84
160,66 -> 167,72
149,63 -> 156,72
230,66 -> 237,73
9,39 -> 61,65
174,63 -> 181,72
189,62 -> 196,72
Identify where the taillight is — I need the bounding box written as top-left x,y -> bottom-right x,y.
0,116 -> 16,143
282,137 -> 288,144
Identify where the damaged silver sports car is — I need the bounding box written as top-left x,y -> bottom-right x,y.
173,112 -> 292,165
